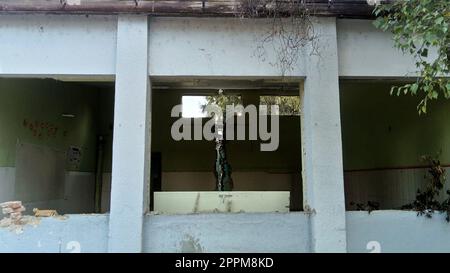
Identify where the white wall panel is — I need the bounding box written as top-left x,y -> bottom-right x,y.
0,14 -> 117,76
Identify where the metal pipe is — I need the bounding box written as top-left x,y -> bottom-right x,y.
94,135 -> 104,213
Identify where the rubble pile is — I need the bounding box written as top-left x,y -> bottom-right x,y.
0,201 -> 25,224
0,201 -> 41,234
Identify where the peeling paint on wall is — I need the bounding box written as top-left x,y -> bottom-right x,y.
0,215 -> 41,234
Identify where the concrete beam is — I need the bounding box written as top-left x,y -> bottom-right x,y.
337,19 -> 418,78
108,15 -> 151,253
300,17 -> 347,252
0,14 -> 116,76
0,0 -> 378,19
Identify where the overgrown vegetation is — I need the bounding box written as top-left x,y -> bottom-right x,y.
371,1 -> 450,222
373,0 -> 450,114
201,91 -> 300,116
349,201 -> 380,214
402,154 -> 450,222
349,153 -> 450,221
238,0 -> 317,75
200,91 -> 242,117
260,95 -> 300,115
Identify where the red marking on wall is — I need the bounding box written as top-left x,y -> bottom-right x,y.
22,118 -> 65,139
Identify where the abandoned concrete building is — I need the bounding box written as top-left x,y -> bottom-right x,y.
0,0 -> 449,253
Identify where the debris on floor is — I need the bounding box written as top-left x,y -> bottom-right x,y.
33,208 -> 58,217
0,201 -> 40,234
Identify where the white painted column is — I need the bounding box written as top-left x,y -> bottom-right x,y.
108,15 -> 151,253
300,17 -> 347,252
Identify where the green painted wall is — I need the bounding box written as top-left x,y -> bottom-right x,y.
0,78 -> 112,172
340,81 -> 450,171
152,83 -> 450,173
8,79 -> 444,175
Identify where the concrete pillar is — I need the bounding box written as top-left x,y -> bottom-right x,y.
300,17 -> 347,252
108,15 -> 151,253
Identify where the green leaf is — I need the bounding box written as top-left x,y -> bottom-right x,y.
390,86 -> 396,96
435,17 -> 444,25
420,104 -> 427,114
373,19 -> 385,29
420,48 -> 429,57
425,33 -> 438,44
411,83 -> 419,94
432,91 -> 438,99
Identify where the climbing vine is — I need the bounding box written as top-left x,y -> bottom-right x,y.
373,0 -> 450,114
237,0 -> 317,75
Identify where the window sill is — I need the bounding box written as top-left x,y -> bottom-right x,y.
153,191 -> 290,215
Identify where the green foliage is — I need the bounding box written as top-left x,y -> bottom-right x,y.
200,92 -> 242,117
402,153 -> 450,222
349,201 -> 380,213
260,95 -> 300,115
201,92 -> 300,116
373,0 -> 450,114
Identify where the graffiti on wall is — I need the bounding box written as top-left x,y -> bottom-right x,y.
22,118 -> 68,139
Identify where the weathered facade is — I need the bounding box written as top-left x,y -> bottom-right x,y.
1,0 -> 450,253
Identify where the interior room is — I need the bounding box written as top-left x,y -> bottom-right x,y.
0,77 -> 303,214
0,78 -> 114,214
340,80 -> 450,210
149,78 -> 303,212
